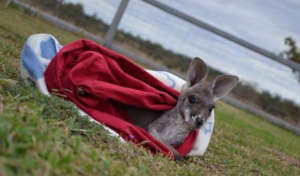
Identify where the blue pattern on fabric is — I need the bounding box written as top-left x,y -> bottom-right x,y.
21,42 -> 44,79
21,34 -> 62,80
203,121 -> 213,135
40,37 -> 58,60
157,71 -> 176,88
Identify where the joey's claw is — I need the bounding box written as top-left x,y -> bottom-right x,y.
170,147 -> 185,163
174,155 -> 185,162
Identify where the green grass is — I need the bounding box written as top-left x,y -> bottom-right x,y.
0,1 -> 300,175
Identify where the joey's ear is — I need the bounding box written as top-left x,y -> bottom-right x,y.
211,75 -> 239,100
186,57 -> 208,87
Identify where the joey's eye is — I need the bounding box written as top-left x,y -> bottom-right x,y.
188,95 -> 197,104
208,105 -> 215,113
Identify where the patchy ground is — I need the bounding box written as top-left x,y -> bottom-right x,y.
0,1 -> 300,175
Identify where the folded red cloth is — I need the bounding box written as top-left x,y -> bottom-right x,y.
44,39 -> 198,158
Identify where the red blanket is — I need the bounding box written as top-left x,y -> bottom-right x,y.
44,39 -> 198,158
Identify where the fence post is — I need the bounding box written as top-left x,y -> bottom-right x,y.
6,0 -> 13,7
141,0 -> 300,72
104,0 -> 130,48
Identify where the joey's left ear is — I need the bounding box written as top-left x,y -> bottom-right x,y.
186,57 -> 208,87
211,75 -> 239,100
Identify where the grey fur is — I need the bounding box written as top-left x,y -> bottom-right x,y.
128,57 -> 239,161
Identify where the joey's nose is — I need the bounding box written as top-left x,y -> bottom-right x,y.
196,118 -> 204,128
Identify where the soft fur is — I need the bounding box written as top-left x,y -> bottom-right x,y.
147,57 -> 239,161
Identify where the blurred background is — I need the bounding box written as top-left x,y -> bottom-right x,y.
16,0 -> 300,127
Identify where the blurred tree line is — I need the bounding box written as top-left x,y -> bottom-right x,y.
26,0 -> 300,125
25,0 -> 109,34
281,37 -> 300,83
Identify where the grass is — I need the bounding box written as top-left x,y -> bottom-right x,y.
0,1 -> 300,175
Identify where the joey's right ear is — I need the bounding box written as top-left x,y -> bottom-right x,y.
211,75 -> 239,101
186,57 -> 208,87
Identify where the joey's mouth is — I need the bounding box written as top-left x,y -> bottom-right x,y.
191,114 -> 201,121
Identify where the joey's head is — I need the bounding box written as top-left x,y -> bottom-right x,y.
176,57 -> 239,129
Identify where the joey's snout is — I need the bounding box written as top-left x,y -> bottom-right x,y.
190,114 -> 206,129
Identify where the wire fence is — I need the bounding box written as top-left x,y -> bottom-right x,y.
8,0 -> 300,136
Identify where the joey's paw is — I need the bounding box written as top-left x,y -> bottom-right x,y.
174,155 -> 185,163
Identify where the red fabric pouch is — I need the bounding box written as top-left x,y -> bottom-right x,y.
44,39 -> 198,158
